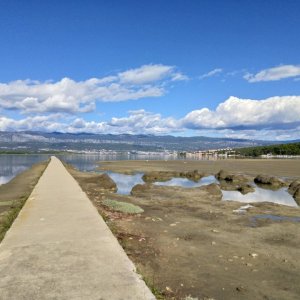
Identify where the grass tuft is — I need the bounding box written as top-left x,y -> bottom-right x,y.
102,199 -> 144,214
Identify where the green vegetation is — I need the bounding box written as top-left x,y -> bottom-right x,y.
102,199 -> 144,214
0,202 -> 25,241
136,268 -> 165,300
236,142 -> 300,157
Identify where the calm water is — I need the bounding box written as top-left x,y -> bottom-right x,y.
222,186 -> 298,207
108,172 -> 297,207
0,154 -> 51,185
107,172 -> 144,195
154,175 -> 218,187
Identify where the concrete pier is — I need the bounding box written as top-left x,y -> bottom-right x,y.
0,157 -> 155,300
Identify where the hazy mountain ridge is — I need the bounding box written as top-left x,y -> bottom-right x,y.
0,131 -> 294,152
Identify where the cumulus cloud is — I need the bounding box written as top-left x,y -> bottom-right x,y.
199,68 -> 223,79
0,110 -> 180,135
182,96 -> 300,130
0,64 -> 186,114
0,95 -> 299,140
109,110 -> 179,134
244,64 -> 300,82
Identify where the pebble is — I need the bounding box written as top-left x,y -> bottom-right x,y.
250,253 -> 258,258
211,241 -> 216,245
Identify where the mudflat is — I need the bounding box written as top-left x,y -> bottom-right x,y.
97,158 -> 300,178
70,159 -> 300,300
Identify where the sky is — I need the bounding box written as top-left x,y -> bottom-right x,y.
0,0 -> 299,140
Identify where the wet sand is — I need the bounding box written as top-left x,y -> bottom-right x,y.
70,159 -> 300,300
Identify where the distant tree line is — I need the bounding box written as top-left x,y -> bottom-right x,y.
235,142 -> 300,157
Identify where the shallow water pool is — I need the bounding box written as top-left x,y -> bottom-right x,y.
154,175 -> 218,188
222,186 -> 298,207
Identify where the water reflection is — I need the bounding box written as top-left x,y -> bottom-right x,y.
154,175 -> 218,188
222,187 -> 298,207
57,154 -> 104,171
106,172 -> 144,195
0,154 -> 50,185
57,153 -> 180,172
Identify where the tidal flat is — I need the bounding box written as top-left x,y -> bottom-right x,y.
0,158 -> 299,299
69,159 -> 300,300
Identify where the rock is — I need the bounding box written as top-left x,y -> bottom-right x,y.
216,170 -> 248,184
81,174 -> 117,191
185,170 -> 203,181
293,188 -> 300,205
254,175 -> 286,188
142,170 -> 204,183
288,181 -> 300,205
203,183 -> 222,197
130,183 -> 152,195
288,180 -> 300,193
237,184 -> 255,194
142,171 -> 175,183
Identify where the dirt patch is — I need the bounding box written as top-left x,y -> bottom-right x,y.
0,160 -> 49,241
69,162 -> 300,300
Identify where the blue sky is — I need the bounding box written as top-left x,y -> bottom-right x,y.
0,0 -> 299,140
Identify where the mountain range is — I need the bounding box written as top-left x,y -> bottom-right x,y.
0,131 -> 297,152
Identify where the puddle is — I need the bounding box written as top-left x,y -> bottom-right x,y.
154,175 -> 218,188
222,187 -> 298,207
250,214 -> 300,227
103,171 -> 298,208
107,172 -> 144,195
0,175 -> 14,185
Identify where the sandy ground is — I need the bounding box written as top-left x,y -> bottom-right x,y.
69,160 -> 300,300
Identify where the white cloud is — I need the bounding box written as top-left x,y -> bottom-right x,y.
118,64 -> 186,84
199,68 -> 223,79
244,64 -> 300,82
109,110 -> 179,134
181,96 -> 300,130
0,110 -> 179,135
0,95 -> 299,140
182,96 -> 300,129
0,64 -> 186,114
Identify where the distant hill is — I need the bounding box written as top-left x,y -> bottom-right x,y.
235,142 -> 300,157
0,131 -> 293,152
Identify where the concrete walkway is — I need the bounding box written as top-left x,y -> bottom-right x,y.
0,157 -> 155,300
